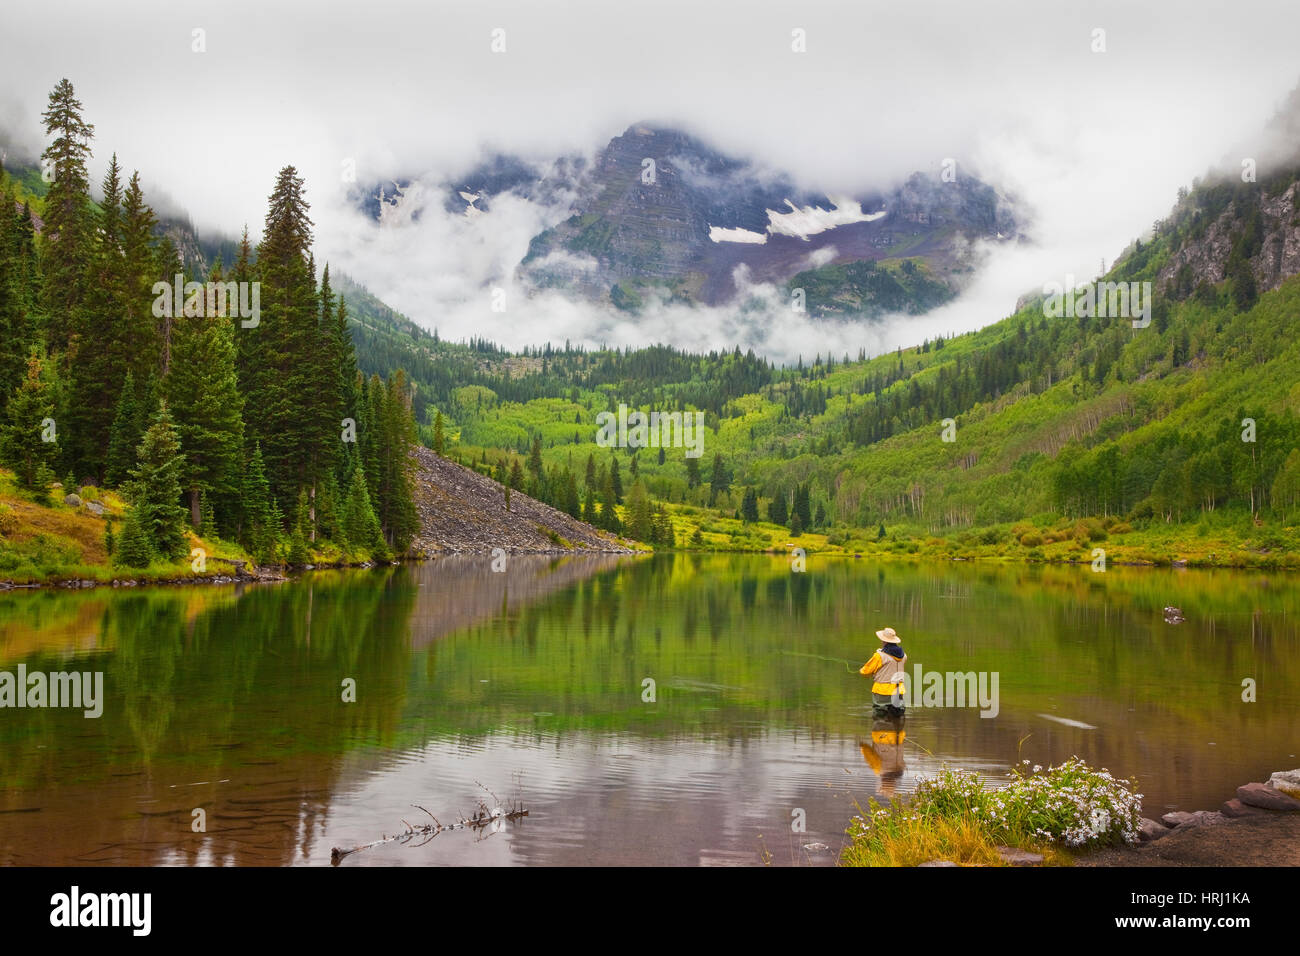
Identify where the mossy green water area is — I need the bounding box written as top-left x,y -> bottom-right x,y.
0,554 -> 1294,865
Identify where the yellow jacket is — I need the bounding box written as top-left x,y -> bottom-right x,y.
860,649 -> 906,697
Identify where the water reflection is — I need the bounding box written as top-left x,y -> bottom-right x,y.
0,555 -> 1296,866
860,714 -> 907,799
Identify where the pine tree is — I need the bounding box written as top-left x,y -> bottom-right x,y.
121,171 -> 160,381
527,435 -> 544,494
610,455 -> 623,503
709,454 -> 730,506
39,79 -> 95,348
342,463 -> 383,555
432,410 -> 445,455
287,489 -> 311,564
768,490 -> 788,526
626,479 -> 652,541
115,505 -> 155,568
250,166 -> 319,503
0,352 -> 58,488
794,482 -> 812,528
164,260 -> 245,529
104,368 -> 141,486
0,167 -> 31,396
686,456 -> 701,488
600,470 -> 621,532
373,371 -> 418,551
563,470 -> 581,518
582,485 -> 597,524
123,402 -> 188,560
741,487 -> 759,523
240,442 -> 276,562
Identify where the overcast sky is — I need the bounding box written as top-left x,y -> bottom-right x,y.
3,0 -> 1299,361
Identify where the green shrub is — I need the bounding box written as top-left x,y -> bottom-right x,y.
843,758 -> 1141,867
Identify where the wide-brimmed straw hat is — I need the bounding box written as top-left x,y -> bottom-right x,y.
876,627 -> 902,644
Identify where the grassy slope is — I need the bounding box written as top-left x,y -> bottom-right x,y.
0,470 -> 259,585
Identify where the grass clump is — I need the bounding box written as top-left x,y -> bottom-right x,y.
841,758 -> 1141,867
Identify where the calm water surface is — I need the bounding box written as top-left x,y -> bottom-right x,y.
1,554 -> 1296,866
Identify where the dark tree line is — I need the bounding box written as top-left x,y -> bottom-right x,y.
0,80 -> 418,565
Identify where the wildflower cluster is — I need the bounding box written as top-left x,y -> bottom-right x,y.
846,757 -> 1142,858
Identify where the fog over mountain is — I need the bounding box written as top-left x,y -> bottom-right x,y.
3,0 -> 1300,361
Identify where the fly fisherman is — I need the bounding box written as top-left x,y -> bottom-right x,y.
860,626 -> 906,718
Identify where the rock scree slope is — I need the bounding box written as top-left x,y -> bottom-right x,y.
408,445 -> 634,554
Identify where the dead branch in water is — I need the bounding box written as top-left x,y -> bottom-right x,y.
330,800 -> 529,865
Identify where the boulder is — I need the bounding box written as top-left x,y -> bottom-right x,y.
918,860 -> 958,867
1138,817 -> 1171,841
1267,770 -> 1300,800
64,493 -> 83,508
996,846 -> 1044,866
1162,810 -> 1224,829
83,500 -> 104,517
1221,798 -> 1269,819
1237,781 -> 1300,812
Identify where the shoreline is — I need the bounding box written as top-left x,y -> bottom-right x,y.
0,546 -> 642,594
1081,772 -> 1300,867
4,543 -> 1296,593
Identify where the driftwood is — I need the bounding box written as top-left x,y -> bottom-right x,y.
330,799 -> 528,865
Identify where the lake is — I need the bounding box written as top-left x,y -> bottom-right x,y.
1,554 -> 1296,866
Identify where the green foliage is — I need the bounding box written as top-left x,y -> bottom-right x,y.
0,352 -> 57,488
122,402 -> 188,561
115,505 -> 155,568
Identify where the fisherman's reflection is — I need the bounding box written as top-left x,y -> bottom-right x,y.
859,714 -> 906,798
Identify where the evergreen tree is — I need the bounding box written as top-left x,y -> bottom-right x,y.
709,454 -> 730,505
432,410 -> 445,455
610,454 -> 623,503
686,456 -> 701,488
115,505 -> 155,568
39,79 -> 95,348
164,260 -> 245,529
741,487 -> 759,523
239,441 -> 276,562
287,489 -> 311,564
768,489 -> 788,526
104,368 -> 141,486
249,166 -> 319,502
563,470 -> 581,518
342,463 -> 383,555
0,352 -> 57,488
121,171 -> 160,381
600,470 -> 622,532
626,479 -> 653,541
794,482 -> 812,528
123,402 -> 188,560
376,372 -> 419,551
0,167 -> 31,396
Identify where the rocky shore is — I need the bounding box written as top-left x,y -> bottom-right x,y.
1084,769 -> 1300,867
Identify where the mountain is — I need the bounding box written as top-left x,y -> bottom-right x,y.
515,124 -> 1019,316
358,123 -> 1020,319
